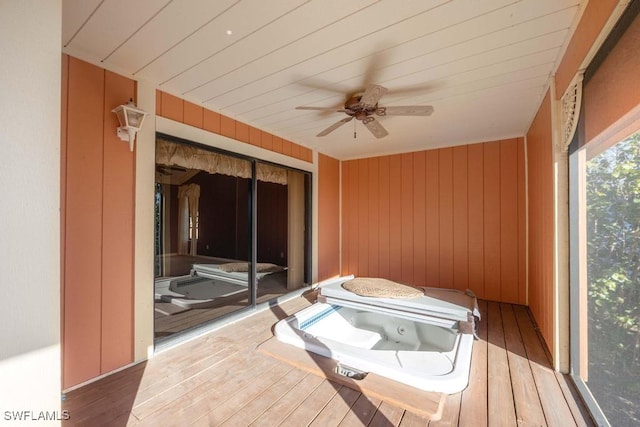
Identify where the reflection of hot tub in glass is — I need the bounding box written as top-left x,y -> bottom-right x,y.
154,275 -> 247,309
274,277 -> 479,394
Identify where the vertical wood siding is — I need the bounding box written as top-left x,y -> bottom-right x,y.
318,153 -> 340,281
62,56 -> 135,389
64,56 -> 104,388
156,91 -> 312,163
101,71 -> 136,374
341,139 -> 526,304
526,90 -> 554,355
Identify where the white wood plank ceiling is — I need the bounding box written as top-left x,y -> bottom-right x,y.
63,0 -> 585,160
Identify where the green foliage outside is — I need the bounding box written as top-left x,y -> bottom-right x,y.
586,131 -> 640,426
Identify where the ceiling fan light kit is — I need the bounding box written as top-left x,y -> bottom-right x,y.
296,84 -> 434,139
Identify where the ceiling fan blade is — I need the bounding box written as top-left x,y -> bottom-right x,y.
317,117 -> 353,137
294,77 -> 352,94
382,105 -> 434,116
296,106 -> 346,112
363,117 -> 388,138
362,45 -> 392,88
385,81 -> 443,97
359,85 -> 388,108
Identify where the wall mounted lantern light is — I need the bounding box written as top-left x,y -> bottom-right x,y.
112,99 -> 148,152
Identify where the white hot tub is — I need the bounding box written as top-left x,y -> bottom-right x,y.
274,277 -> 480,394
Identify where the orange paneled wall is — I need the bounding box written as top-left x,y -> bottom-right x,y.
318,153 -> 340,281
62,56 -> 135,389
341,139 -> 526,304
156,90 -> 312,163
526,90 -> 554,353
523,0 -> 622,358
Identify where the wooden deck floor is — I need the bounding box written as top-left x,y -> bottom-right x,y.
63,294 -> 594,426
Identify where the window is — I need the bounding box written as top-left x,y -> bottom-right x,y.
571,130 -> 640,426
569,3 -> 640,425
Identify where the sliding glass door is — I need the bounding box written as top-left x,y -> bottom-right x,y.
153,135 -> 311,341
255,166 -> 310,302
153,140 -> 252,339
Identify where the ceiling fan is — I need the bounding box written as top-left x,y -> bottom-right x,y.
296,84 -> 434,138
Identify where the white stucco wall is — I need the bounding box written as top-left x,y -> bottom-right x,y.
134,80 -> 157,361
0,0 -> 63,424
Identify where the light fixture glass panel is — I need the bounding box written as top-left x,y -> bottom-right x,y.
114,108 -> 126,127
127,108 -> 141,127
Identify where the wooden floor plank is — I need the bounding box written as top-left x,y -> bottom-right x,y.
278,380 -> 343,426
554,373 -> 594,427
67,388 -> 144,427
429,392 -> 461,427
249,373 -> 325,426
513,305 -> 577,427
398,410 -> 430,427
458,300 -> 488,427
190,363 -> 295,426
62,362 -> 147,413
368,401 -> 405,427
500,303 -> 547,426
338,393 -> 382,426
131,351 -> 263,419
130,342 -> 240,411
62,364 -> 147,421
220,368 -> 309,426
134,353 -> 280,426
309,386 -> 361,426
486,301 -> 517,426
109,409 -> 139,426
62,296 -> 596,427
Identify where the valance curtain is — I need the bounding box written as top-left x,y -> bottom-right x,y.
156,138 -> 287,185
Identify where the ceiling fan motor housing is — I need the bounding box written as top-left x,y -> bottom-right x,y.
345,94 -> 379,122
345,94 -> 363,109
